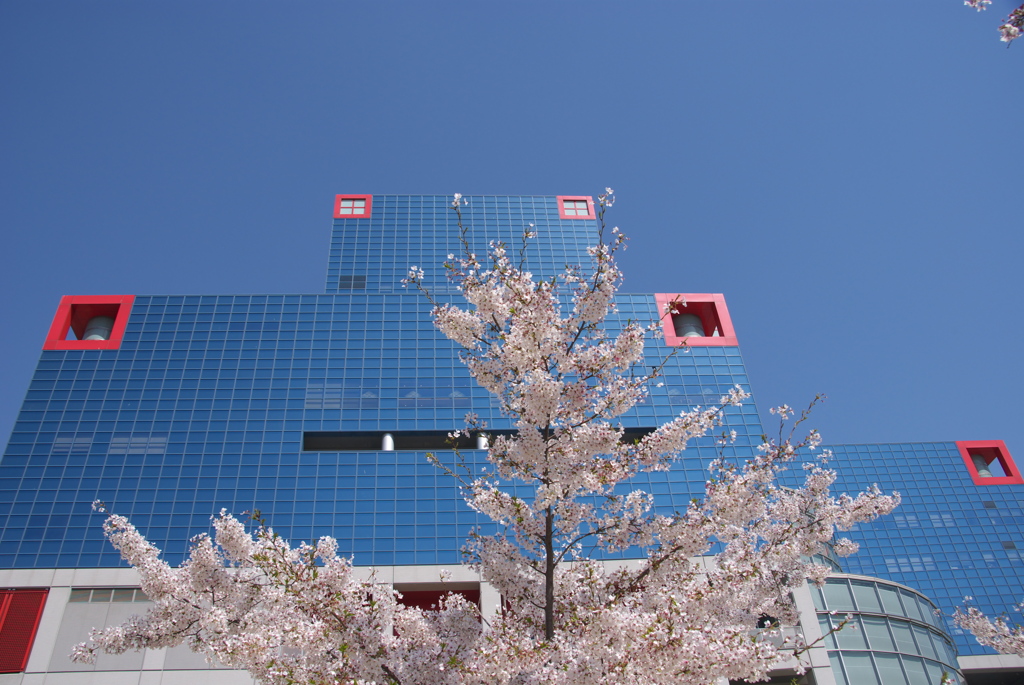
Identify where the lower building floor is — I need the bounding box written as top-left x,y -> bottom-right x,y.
2,566 -> 1022,685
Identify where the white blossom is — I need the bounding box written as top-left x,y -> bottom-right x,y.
77,192 -> 900,685
964,0 -> 1024,43
954,601 -> 1024,657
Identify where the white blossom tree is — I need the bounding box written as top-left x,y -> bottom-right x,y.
954,600 -> 1024,658
73,191 -> 899,685
965,0 -> 1024,43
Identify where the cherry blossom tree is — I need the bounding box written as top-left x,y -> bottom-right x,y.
954,601 -> 1024,658
965,0 -> 1024,43
73,191 -> 899,685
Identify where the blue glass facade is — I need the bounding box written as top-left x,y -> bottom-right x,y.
1,194 -> 1021,671
0,294 -> 756,568
325,195 -> 596,295
818,442 -> 1024,657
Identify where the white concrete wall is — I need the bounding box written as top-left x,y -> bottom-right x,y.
19,566 -> 979,685
958,652 -> 1024,674
7,565 -> 498,685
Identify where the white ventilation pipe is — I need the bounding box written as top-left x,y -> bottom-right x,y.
476,434 -> 489,450
382,433 -> 394,451
673,313 -> 705,337
83,316 -> 115,341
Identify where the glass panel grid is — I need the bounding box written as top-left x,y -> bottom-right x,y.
2,194 -> 1019,669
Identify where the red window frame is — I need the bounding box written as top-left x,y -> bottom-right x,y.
0,589 -> 48,673
557,195 -> 595,220
957,440 -> 1023,485
334,194 -> 373,218
43,295 -> 135,351
655,293 -> 738,347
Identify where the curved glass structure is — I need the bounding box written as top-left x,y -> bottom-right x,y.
812,575 -> 963,685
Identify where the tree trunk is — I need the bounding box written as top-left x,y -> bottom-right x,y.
544,506 -> 555,642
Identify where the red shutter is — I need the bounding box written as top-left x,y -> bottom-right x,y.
0,589 -> 48,673
398,589 -> 481,611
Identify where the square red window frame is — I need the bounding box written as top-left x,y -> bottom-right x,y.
956,440 -> 1023,485
43,295 -> 135,350
557,195 -> 595,220
655,293 -> 738,347
334,194 -> 373,219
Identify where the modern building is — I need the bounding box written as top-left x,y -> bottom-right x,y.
0,195 -> 1021,685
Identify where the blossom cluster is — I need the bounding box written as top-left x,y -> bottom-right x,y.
401,193 -> 897,681
965,0 -> 1024,43
954,601 -> 1024,657
77,192 -> 900,684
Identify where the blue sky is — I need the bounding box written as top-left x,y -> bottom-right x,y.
1,2 -> 1021,460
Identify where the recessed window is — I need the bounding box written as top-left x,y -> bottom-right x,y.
338,198 -> 365,214
42,295 -> 135,351
557,195 -> 595,220
108,435 -> 167,456
303,429 -> 514,452
562,200 -> 589,216
68,587 -> 148,603
395,585 -> 481,611
957,440 -> 1023,485
338,275 -> 367,289
334,194 -> 372,218
303,427 -> 657,452
655,293 -> 738,347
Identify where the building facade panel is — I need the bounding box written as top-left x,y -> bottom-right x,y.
820,443 -> 1024,658
0,195 -> 1020,683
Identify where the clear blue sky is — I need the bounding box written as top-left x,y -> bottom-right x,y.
1,2 -> 1021,459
